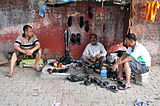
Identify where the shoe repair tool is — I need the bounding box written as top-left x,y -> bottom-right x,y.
59,28 -> 72,65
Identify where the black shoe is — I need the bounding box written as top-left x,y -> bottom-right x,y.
85,21 -> 89,32
75,33 -> 81,45
88,7 -> 93,19
93,77 -> 102,85
79,16 -> 84,28
99,81 -> 109,88
84,77 -> 92,86
70,34 -> 76,45
67,16 -> 72,27
66,75 -> 79,82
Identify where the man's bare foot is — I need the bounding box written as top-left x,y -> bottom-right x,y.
6,72 -> 13,77
34,65 -> 41,72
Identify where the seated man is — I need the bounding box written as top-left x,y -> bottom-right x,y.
111,33 -> 151,90
106,42 -> 126,64
6,25 -> 42,77
81,34 -> 107,64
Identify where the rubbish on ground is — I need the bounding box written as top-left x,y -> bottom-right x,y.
154,97 -> 160,100
134,99 -> 149,106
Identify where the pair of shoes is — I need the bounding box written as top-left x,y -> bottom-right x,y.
6,72 -> 13,78
92,77 -> 109,87
99,81 -> 109,88
66,75 -> 85,82
107,85 -> 119,93
70,33 -> 81,45
118,83 -> 131,90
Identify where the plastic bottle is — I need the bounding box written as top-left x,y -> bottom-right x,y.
100,66 -> 107,79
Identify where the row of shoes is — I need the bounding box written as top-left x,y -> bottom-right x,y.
66,74 -> 87,82
47,68 -> 68,74
66,75 -> 119,93
70,33 -> 81,45
68,16 -> 90,32
67,7 -> 93,33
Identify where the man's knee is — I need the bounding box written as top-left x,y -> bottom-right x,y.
11,52 -> 18,59
80,55 -> 88,62
36,49 -> 42,57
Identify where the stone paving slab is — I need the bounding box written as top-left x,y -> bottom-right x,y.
0,64 -> 160,106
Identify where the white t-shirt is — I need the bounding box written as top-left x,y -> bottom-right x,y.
83,42 -> 107,58
126,42 -> 151,66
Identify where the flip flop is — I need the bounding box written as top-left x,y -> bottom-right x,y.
107,85 -> 119,93
118,83 -> 131,90
110,77 -> 123,81
6,72 -> 13,78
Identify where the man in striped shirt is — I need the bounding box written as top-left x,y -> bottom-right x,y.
6,25 -> 42,77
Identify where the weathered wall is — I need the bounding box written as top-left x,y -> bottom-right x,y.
0,0 -> 124,59
0,0 -> 159,65
130,0 -> 160,65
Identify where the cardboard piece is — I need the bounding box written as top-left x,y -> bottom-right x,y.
0,52 -> 9,65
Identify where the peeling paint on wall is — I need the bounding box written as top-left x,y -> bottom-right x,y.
0,0 -> 159,64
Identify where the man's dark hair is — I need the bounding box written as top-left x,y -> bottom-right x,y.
91,33 -> 97,39
23,25 -> 32,32
125,33 -> 137,41
22,25 -> 32,37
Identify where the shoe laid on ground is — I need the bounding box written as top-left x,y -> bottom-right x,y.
107,85 -> 119,93
99,81 -> 109,88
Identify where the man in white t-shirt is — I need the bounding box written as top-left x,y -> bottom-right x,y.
81,34 -> 107,64
111,33 -> 151,90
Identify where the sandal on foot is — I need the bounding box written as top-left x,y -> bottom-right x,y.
110,77 -> 123,81
118,83 -> 131,90
6,72 -> 13,77
107,85 -> 119,93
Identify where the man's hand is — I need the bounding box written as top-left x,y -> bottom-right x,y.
90,57 -> 96,62
95,54 -> 101,59
26,49 -> 34,56
111,64 -> 118,71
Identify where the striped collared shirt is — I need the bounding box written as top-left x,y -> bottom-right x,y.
14,34 -> 40,50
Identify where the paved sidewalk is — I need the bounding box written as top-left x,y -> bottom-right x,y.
0,64 -> 160,106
